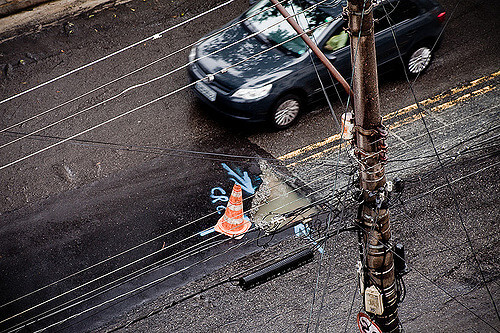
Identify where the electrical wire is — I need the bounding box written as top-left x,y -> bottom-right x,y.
313,175 -> 354,332
0,0 -> 238,106
0,1 -> 335,169
290,130 -> 498,219
26,151 -> 496,332
0,124 -> 352,321
0,0 -> 305,150
302,0 -> 498,328
385,148 -> 499,178
356,214 -> 499,332
11,192 -> 347,330
343,276 -> 360,333
1,0 -> 496,328
293,158 -> 500,331
0,0 -> 339,152
0,0 -> 289,135
31,229 -> 260,333
106,279 -> 234,332
0,226 -> 220,324
403,160 -> 500,204
99,156 -> 500,333
4,236 -> 228,333
294,97 -> 499,169
380,0 -> 500,321
307,0 -> 370,330
1,129 -> 281,164
383,127 -> 500,173
49,230 -> 325,333
107,242 -> 319,332
293,0 -> 346,131
388,126 -> 500,163
0,141 -> 359,328
5,184 -> 356,332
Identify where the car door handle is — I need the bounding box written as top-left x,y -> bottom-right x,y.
407,29 -> 417,38
326,55 -> 337,63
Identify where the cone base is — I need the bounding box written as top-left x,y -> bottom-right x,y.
214,217 -> 251,239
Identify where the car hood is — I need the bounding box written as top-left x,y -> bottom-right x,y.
195,21 -> 296,91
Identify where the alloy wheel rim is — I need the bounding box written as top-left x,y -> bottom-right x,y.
274,99 -> 300,127
408,47 -> 432,75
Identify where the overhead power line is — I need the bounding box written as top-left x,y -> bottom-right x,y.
0,0 -> 237,105
0,145 -> 351,326
380,0 -> 500,322
30,228 -> 258,333
5,144 -> 496,332
305,0 -> 370,330
0,0 -> 288,135
0,11 -> 336,171
0,0 -> 337,154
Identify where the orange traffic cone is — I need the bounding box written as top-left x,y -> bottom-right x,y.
214,184 -> 251,239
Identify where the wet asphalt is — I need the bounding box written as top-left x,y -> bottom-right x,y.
0,0 -> 498,331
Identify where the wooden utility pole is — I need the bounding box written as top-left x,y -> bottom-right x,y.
268,0 -> 400,329
347,0 -> 401,331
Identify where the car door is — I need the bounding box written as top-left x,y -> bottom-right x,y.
373,0 -> 422,65
306,20 -> 352,103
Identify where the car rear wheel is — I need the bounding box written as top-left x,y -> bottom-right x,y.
270,94 -> 302,130
406,45 -> 433,76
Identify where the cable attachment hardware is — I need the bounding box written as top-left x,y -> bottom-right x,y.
375,188 -> 385,209
346,3 -> 374,16
354,125 -> 378,137
342,5 -> 349,21
393,243 -> 409,277
341,112 -> 355,140
354,124 -> 389,164
376,124 -> 388,164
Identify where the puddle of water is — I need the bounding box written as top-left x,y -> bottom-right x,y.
250,160 -> 317,233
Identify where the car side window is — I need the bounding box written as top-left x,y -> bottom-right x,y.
373,0 -> 420,33
323,22 -> 349,52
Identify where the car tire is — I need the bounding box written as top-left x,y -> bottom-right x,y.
405,45 -> 433,77
269,94 -> 302,130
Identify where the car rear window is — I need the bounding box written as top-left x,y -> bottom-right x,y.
244,0 -> 335,55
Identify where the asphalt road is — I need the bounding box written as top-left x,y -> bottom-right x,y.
0,0 -> 498,208
0,0 -> 498,331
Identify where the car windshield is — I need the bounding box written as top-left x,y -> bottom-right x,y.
245,0 -> 335,55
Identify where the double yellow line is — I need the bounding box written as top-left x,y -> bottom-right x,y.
278,70 -> 500,166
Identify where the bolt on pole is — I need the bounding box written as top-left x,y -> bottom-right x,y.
347,0 -> 401,331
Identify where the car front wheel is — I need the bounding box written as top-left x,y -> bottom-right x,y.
270,94 -> 302,130
406,45 -> 433,76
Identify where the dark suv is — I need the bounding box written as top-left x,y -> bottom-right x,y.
188,0 -> 446,129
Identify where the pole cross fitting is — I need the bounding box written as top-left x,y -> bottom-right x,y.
348,4 -> 374,36
354,125 -> 379,137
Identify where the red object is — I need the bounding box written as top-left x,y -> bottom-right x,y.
357,312 -> 382,333
437,11 -> 446,23
214,184 -> 251,238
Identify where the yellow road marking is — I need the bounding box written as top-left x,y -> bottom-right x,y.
278,133 -> 342,160
284,84 -> 497,167
278,70 -> 500,162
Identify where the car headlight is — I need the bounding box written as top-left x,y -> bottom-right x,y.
188,47 -> 197,62
232,84 -> 273,100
